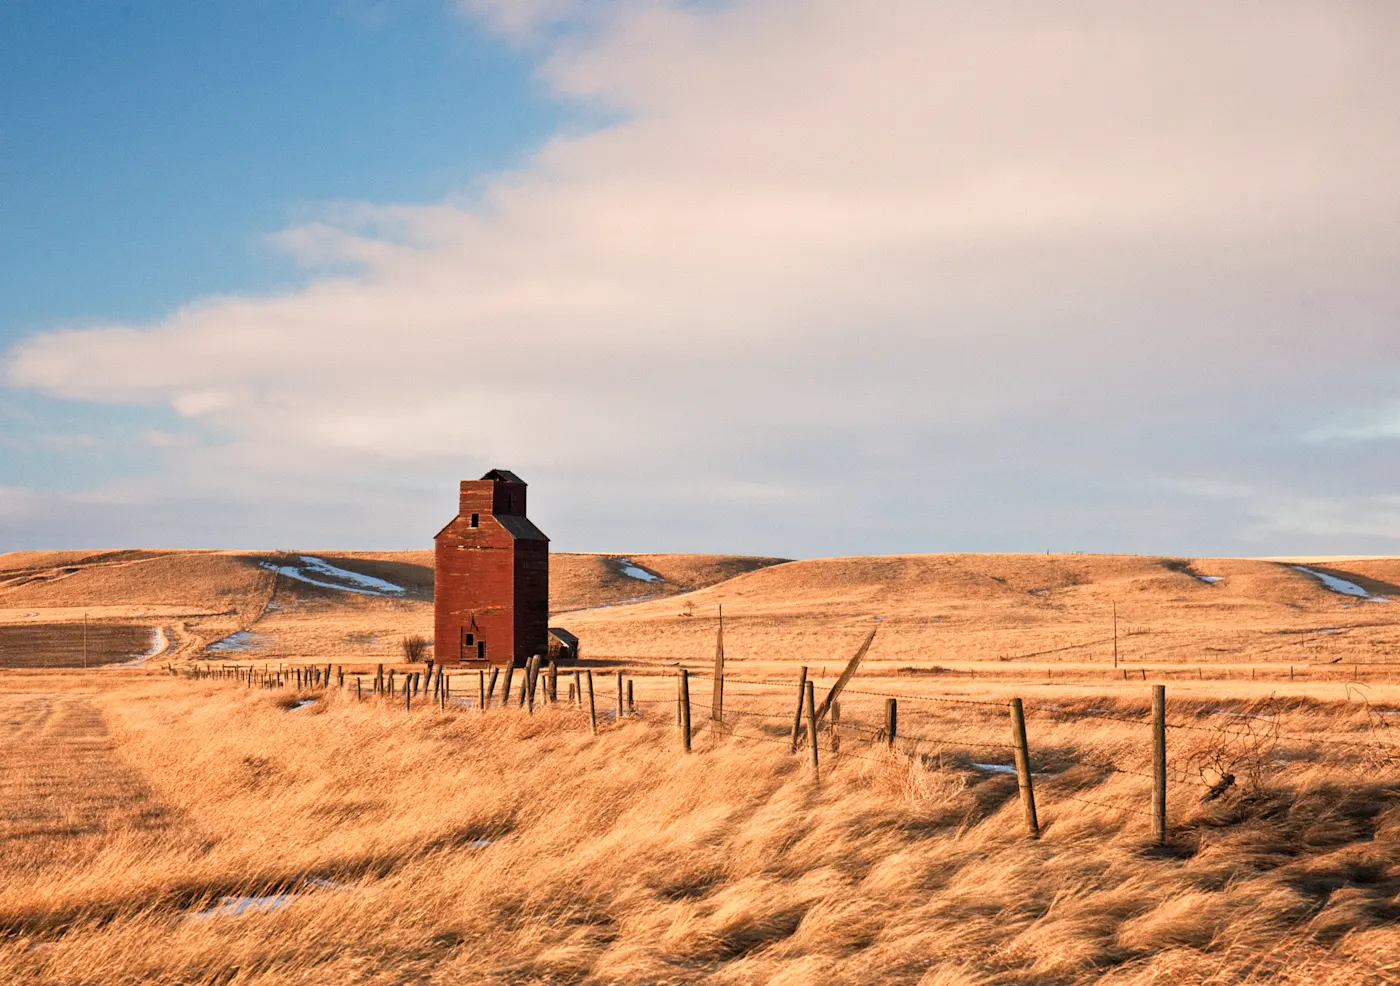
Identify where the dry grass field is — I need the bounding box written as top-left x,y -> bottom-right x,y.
3,549 -> 1400,983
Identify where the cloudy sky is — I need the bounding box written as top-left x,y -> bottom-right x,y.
3,0 -> 1399,558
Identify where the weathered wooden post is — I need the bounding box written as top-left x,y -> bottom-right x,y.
324,664 -> 331,688
790,666 -> 809,752
680,669 -> 692,753
548,660 -> 558,703
617,672 -> 625,720
586,670 -> 597,735
805,681 -> 818,774
568,682 -> 576,703
486,666 -> 499,702
501,662 -> 515,708
357,677 -> 362,701
831,701 -> 841,754
885,698 -> 897,749
1152,684 -> 1167,845
478,669 -> 485,711
574,669 -> 582,706
627,678 -> 634,716
1009,698 -> 1039,839
813,629 -> 876,727
712,605 -> 724,726
406,684 -> 412,713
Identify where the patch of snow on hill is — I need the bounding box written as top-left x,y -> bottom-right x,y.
617,558 -> 661,583
262,556 -> 407,596
1293,566 -> 1390,603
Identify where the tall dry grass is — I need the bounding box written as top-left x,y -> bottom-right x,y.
1,672 -> 1398,984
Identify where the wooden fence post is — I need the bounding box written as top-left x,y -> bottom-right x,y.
790,666 -> 809,752
1152,684 -> 1167,845
680,670 -> 692,752
406,684 -> 412,713
813,629 -> 877,727
478,669 -> 486,711
486,666 -> 499,702
712,605 -> 724,725
830,701 -> 841,754
885,698 -> 897,749
527,656 -> 539,713
502,662 -> 515,708
805,681 -> 818,774
617,672 -> 624,720
548,661 -> 558,703
627,678 -> 634,716
586,670 -> 597,735
574,670 -> 582,706
1009,698 -> 1039,839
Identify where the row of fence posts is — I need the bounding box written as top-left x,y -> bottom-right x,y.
178,655 -> 1171,845
679,659 -> 1170,845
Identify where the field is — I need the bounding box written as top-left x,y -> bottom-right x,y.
2,550 -> 1399,983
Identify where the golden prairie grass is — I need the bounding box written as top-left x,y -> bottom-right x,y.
1,670 -> 1398,984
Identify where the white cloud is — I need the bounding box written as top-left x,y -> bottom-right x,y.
6,0 -> 1400,552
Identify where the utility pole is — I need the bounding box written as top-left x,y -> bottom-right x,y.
1112,600 -> 1118,669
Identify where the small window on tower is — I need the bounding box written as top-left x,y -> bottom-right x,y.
470,513 -> 479,528
477,641 -> 486,660
505,492 -> 513,512
465,633 -> 474,646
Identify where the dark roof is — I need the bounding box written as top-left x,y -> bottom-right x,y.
496,514 -> 549,542
548,628 -> 578,646
481,468 -> 525,484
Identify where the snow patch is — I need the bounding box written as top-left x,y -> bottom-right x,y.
971,762 -> 1018,775
1293,566 -> 1391,603
617,558 -> 661,583
262,556 -> 407,597
1197,575 -> 1222,583
289,698 -> 318,710
206,631 -> 267,652
188,893 -> 297,921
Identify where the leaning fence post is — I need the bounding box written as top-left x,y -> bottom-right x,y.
805,681 -> 819,774
1152,684 -> 1167,845
501,662 -> 515,708
790,666 -> 809,752
680,670 -> 692,752
486,666 -> 499,702
830,700 -> 841,754
1009,698 -> 1039,839
586,670 -> 597,734
885,698 -> 897,749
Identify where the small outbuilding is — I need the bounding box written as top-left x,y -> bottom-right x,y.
547,628 -> 579,662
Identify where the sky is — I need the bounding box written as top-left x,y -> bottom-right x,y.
3,0 -> 1400,558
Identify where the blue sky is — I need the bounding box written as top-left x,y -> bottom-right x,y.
0,0 -> 560,337
3,2 -> 1400,557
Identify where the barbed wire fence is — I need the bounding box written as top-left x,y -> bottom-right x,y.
171,652 -> 1400,845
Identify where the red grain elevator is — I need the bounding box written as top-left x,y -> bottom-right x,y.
434,469 -> 549,667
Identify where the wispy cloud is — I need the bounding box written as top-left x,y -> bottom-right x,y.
5,0 -> 1400,552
